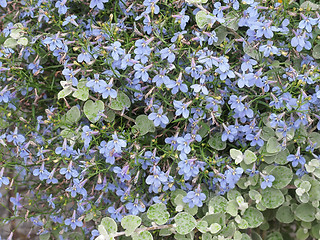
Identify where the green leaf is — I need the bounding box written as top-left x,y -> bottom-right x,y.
261,188 -> 284,209
214,26 -> 228,46
195,11 -> 209,29
300,1 -> 320,10
174,212 -> 197,235
135,115 -> 155,135
296,228 -> 309,240
294,203 -> 316,222
147,203 -> 170,225
4,38 -> 17,48
109,91 -> 131,111
65,106 -> 81,124
311,224 -> 320,239
72,84 -> 89,101
274,149 -> 289,165
209,223 -> 221,234
226,200 -> 238,217
221,11 -> 239,31
230,149 -> 243,164
101,217 -> 117,234
220,222 -> 236,238
39,233 -> 50,240
58,87 -> 72,99
136,231 -> 153,240
227,189 -> 241,201
83,100 -> 104,123
267,232 -> 283,240
197,220 -> 208,233
244,43 -> 259,60
10,28 -> 23,39
249,190 -> 262,203
202,233 -> 213,240
208,132 -> 226,150
242,207 -> 264,228
104,107 -> 115,123
237,218 -> 249,229
276,206 -> 294,223
309,132 -> 320,149
208,196 -> 227,214
17,37 -> 28,46
244,149 -> 257,164
268,166 -> 293,189
121,215 -> 142,236
266,137 -> 281,154
159,228 -> 173,236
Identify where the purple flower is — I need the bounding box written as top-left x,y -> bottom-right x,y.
173,100 -> 191,118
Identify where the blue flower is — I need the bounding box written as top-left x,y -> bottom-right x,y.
148,107 -> 169,127
177,134 -> 193,154
287,147 -> 305,167
55,0 -> 68,15
261,175 -> 275,189
6,127 -> 25,146
90,0 -> 109,9
298,14 -> 317,32
183,185 -> 206,208
33,162 -> 50,181
107,133 -> 127,153
259,41 -> 279,57
0,0 -> 7,7
64,211 -> 83,230
59,161 -> 79,180
0,168 -> 9,187
166,72 -> 188,94
160,44 -> 176,63
173,100 -> 191,118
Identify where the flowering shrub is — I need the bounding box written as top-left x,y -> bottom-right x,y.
2,0 -> 320,239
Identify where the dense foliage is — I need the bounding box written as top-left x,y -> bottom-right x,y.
2,0 -> 320,239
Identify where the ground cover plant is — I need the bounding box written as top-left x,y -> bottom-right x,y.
2,0 -> 320,239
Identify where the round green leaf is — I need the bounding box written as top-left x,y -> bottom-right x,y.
195,11 -> 209,29
66,106 -> 81,124
208,196 -> 227,214
268,166 -> 293,189
4,38 -> 17,48
244,149 -> 257,164
101,217 -> 117,234
208,132 -> 226,150
230,149 -> 243,164
266,137 -> 281,154
242,207 -> 264,228
174,212 -> 197,235
10,28 -> 23,39
261,188 -> 284,209
296,228 -> 309,240
276,206 -> 294,223
83,100 -> 104,123
309,132 -> 320,149
307,178 -> 320,202
261,126 -> 275,141
274,149 -> 289,165
295,203 -> 316,222
58,87 -> 72,99
121,215 -> 142,236
135,115 -> 155,135
147,203 -> 170,225
311,224 -> 320,239
209,223 -> 221,234
226,200 -> 238,217
197,220 -> 208,233
17,37 -> 28,46
301,1 -> 320,10
267,232 -> 283,240
136,231 -> 153,240
109,91 -> 131,111
72,86 -> 89,101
